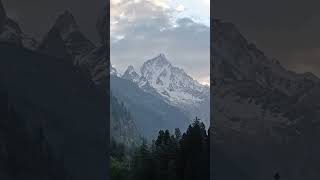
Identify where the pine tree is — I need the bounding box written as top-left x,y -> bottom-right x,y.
174,128 -> 182,142
127,118 -> 210,180
178,117 -> 209,180
131,139 -> 155,180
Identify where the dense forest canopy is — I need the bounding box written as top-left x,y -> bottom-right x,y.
110,118 -> 210,180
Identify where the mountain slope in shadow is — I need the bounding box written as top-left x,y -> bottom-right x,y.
212,19 -> 320,180
111,75 -> 190,139
0,43 -> 108,180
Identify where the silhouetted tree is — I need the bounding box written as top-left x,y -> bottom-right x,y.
130,139 -> 155,180
111,117 -> 210,180
178,117 -> 209,180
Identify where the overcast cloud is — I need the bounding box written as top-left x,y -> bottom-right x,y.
111,0 -> 210,85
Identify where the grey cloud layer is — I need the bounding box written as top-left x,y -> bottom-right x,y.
111,1 -> 210,83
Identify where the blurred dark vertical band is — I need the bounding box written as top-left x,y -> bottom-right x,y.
210,1 -> 214,180
105,0 -> 111,179
0,0 -> 111,179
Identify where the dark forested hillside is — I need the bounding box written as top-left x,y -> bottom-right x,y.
0,43 -> 108,180
110,75 -> 190,139
0,1 -> 110,179
110,93 -> 141,146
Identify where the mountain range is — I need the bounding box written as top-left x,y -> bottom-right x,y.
114,53 -> 210,128
0,1 -> 210,143
36,5 -> 210,139
0,2 -> 109,179
212,19 -> 320,180
6,1 -> 320,179
110,53 -> 210,138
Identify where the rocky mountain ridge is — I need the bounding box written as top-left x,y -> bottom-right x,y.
212,19 -> 320,180
119,54 -> 210,126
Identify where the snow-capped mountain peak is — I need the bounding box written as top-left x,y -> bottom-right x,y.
122,54 -> 210,126
140,54 -> 208,98
141,53 -> 171,74
157,53 -> 169,62
122,65 -> 140,83
110,65 -> 119,76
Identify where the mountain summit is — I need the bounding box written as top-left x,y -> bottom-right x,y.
122,65 -> 140,83
140,54 -> 208,100
141,53 -> 171,72
118,54 -> 210,126
39,11 -> 95,61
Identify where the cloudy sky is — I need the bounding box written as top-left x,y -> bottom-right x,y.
111,0 -> 210,85
214,0 -> 320,77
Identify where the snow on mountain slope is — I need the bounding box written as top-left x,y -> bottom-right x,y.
121,54 -> 210,126
110,65 -> 119,76
140,54 -> 208,104
111,75 -> 190,139
122,65 -> 140,83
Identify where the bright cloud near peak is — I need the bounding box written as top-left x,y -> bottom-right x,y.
111,0 -> 210,84
176,4 -> 185,12
150,0 -> 171,9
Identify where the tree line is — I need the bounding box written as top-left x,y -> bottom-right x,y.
110,117 -> 210,180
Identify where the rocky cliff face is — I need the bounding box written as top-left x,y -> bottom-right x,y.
212,19 -> 320,180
